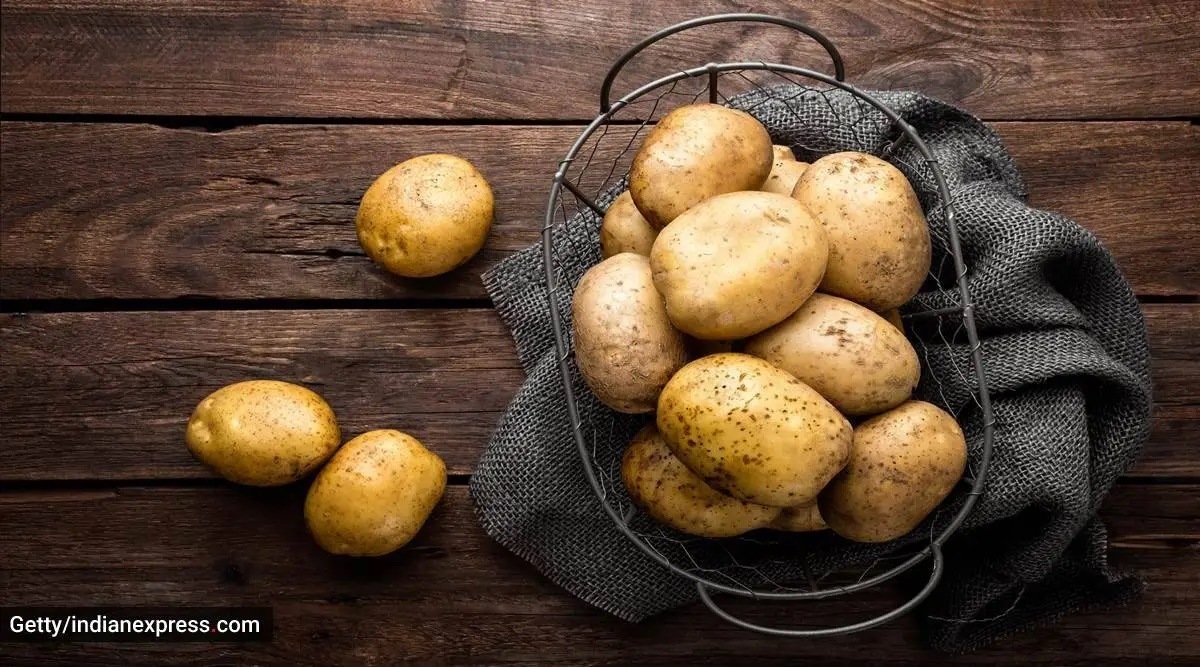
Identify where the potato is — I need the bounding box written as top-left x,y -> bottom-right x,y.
600,191 -> 657,258
819,401 -> 967,543
572,253 -> 688,413
650,191 -> 828,340
305,429 -> 447,556
622,424 -> 780,537
767,502 -> 826,532
629,103 -> 772,228
760,158 -> 810,196
186,380 -> 340,486
685,337 -> 735,360
882,308 -> 904,332
772,144 -> 796,161
657,353 -> 852,507
744,293 -> 920,416
791,152 -> 931,310
355,153 -> 494,278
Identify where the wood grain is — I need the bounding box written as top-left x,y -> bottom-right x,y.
0,304 -> 1192,482
2,121 -> 1196,301
0,484 -> 1195,665
2,1 -> 1197,120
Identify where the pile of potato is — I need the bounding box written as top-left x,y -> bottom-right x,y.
575,103 -> 967,543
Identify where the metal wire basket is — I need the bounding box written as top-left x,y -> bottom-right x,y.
540,14 -> 994,636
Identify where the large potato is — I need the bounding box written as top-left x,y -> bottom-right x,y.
186,380 -> 340,486
767,502 -> 826,532
744,293 -> 920,416
572,253 -> 688,413
600,191 -> 657,258
355,153 -> 494,278
791,152 -> 931,310
622,424 -> 780,537
305,429 -> 447,556
629,103 -> 772,228
657,353 -> 852,507
650,191 -> 828,340
820,401 -> 967,543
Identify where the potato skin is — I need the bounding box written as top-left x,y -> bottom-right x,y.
791,152 -> 931,310
630,103 -> 773,229
355,153 -> 494,278
819,401 -> 967,543
650,191 -> 828,340
744,293 -> 920,416
305,429 -> 447,556
622,424 -> 780,537
572,253 -> 688,413
657,353 -> 853,507
767,502 -> 826,532
772,144 -> 796,161
600,191 -> 657,258
760,158 -> 810,195
882,308 -> 905,332
186,380 -> 340,486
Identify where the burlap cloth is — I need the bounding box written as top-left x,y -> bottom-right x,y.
470,87 -> 1153,651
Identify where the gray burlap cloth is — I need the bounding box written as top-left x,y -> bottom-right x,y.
470,87 -> 1153,651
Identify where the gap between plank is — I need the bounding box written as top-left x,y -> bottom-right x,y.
1,112 -> 1197,132
0,297 -> 494,314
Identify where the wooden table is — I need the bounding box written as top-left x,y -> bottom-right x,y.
1,2 -> 1197,663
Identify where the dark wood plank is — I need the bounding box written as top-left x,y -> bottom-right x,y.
0,304 -> 1192,481
0,483 -> 1195,665
2,1 -> 1197,120
2,121 -> 1196,301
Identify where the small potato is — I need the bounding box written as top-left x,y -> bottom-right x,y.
792,152 -> 931,310
760,158 -> 810,195
820,401 -> 967,543
600,191 -> 657,258
356,154 -> 494,278
657,353 -> 852,507
630,103 -> 773,228
685,337 -> 735,360
650,191 -> 828,340
744,293 -> 920,416
622,424 -> 780,537
767,502 -> 826,532
572,253 -> 688,413
772,144 -> 796,161
305,429 -> 447,556
186,380 -> 340,486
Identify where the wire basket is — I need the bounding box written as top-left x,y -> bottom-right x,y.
540,14 -> 995,636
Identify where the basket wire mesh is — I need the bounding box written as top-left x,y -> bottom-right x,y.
540,14 -> 995,636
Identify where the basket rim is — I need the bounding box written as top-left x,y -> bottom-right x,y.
540,60 -> 995,603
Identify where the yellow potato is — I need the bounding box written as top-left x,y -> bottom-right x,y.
650,191 -> 828,340
744,293 -> 920,416
186,380 -> 340,486
760,158 -> 810,195
629,103 -> 772,228
767,502 -> 827,532
622,424 -> 780,537
572,253 -> 688,413
792,152 -> 931,310
772,144 -> 796,161
305,429 -> 447,556
657,353 -> 852,507
685,337 -> 735,360
599,191 -> 657,258
820,401 -> 967,543
355,153 -> 494,277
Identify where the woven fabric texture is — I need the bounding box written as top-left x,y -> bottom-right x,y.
470,86 -> 1153,652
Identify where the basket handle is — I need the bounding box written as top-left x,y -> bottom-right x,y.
600,13 -> 846,113
695,546 -> 945,637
